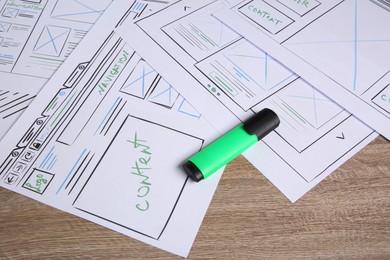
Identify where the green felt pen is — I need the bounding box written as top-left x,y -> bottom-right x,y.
182,108 -> 280,182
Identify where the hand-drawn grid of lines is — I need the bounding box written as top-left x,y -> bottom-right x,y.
0,90 -> 35,120
33,25 -> 71,57
120,59 -> 201,118
50,0 -> 112,24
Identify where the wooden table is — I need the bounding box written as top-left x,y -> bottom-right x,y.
0,136 -> 389,259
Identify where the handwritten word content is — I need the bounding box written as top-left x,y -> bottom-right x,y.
247,5 -> 283,25
128,132 -> 152,212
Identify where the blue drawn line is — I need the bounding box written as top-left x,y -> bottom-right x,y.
285,1 -> 390,92
34,28 -> 69,53
264,53 -> 268,85
233,66 -> 249,81
3,8 -> 18,17
123,68 -> 155,91
133,2 -> 145,11
226,55 -> 262,87
225,52 -> 271,89
133,2 -> 140,10
286,89 -> 333,127
39,146 -> 55,168
226,52 -> 295,91
52,10 -> 104,19
218,20 -> 224,46
353,0 -> 358,91
285,94 -> 329,102
42,153 -> 53,168
227,53 -> 269,60
150,84 -> 174,103
48,157 -> 57,171
142,66 -> 146,96
178,99 -> 201,118
52,0 -> 105,19
74,0 -> 101,13
286,39 -> 390,45
46,26 -> 58,54
270,74 -> 296,90
56,148 -> 87,195
0,22 -> 8,32
0,54 -> 13,60
312,88 -> 318,126
94,97 -> 121,135
73,29 -> 88,33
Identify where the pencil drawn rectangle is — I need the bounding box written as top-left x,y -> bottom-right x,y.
23,169 -> 54,194
33,25 -> 71,57
238,0 -> 294,34
73,115 -> 203,239
50,0 -> 112,24
2,8 -> 19,18
0,21 -> 11,32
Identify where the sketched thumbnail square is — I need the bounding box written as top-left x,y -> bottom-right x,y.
73,115 -> 203,239
33,25 -> 71,57
50,0 -> 111,24
147,78 -> 179,109
2,8 -> 19,18
0,21 -> 12,32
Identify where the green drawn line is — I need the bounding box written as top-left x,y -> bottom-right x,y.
213,75 -> 235,95
280,101 -> 306,125
30,56 -> 64,63
46,97 -> 59,112
50,91 -> 77,127
269,100 -> 299,131
188,23 -> 216,47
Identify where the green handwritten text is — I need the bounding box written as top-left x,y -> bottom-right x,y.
128,132 -> 152,211
24,174 -> 48,193
97,49 -> 130,95
248,5 -> 283,25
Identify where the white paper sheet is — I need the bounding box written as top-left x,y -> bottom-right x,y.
0,73 -> 46,138
0,0 -> 113,79
114,0 -> 377,202
0,0 -> 116,139
0,0 -> 178,140
0,0 -> 222,257
215,0 -> 390,139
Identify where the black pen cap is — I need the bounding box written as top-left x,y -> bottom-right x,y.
243,108 -> 280,140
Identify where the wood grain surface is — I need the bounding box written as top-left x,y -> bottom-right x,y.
0,136 -> 389,259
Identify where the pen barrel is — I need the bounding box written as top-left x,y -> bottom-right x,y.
185,124 -> 258,181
